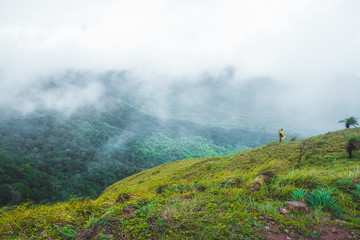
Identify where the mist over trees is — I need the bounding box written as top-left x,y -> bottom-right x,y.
0,72 -> 279,205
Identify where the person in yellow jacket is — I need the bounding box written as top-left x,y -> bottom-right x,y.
278,129 -> 285,142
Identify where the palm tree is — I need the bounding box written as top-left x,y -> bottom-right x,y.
338,116 -> 359,129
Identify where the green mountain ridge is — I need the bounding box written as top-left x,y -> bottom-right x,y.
1,128 -> 360,239
0,100 -> 274,204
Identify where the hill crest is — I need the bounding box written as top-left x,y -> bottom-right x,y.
101,128 -> 360,199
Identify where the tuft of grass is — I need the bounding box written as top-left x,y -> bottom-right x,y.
345,167 -> 360,182
57,225 -> 77,238
355,184 -> 360,201
307,188 -> 342,214
290,188 -> 308,202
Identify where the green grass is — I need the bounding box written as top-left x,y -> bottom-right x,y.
1,128 -> 360,239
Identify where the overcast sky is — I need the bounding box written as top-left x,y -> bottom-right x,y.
0,0 -> 360,132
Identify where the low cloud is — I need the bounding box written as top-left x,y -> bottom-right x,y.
0,0 -> 359,134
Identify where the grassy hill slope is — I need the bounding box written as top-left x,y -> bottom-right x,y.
1,128 -> 360,239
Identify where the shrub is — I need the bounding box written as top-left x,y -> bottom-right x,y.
345,134 -> 360,158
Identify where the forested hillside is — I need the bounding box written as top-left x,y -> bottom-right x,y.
0,98 -> 275,205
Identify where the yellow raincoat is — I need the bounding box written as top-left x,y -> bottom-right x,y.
279,130 -> 285,140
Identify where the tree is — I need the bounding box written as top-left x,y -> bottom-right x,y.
338,116 -> 359,129
298,140 -> 309,163
0,184 -> 12,205
346,134 -> 360,158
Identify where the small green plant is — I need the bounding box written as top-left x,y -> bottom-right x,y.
291,136 -> 297,141
98,218 -> 109,228
307,188 -> 341,214
355,184 -> 360,201
290,188 -> 308,202
57,225 -> 77,238
83,215 -> 98,230
346,167 -> 360,181
157,217 -> 165,232
206,202 -> 217,211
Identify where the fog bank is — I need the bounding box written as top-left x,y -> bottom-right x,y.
1,0 -> 359,134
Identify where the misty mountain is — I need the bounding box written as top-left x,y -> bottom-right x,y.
0,75 -> 277,204
1,0 -> 359,217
